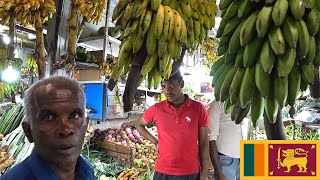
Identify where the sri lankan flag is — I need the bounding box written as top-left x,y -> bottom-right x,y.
240,140 -> 319,180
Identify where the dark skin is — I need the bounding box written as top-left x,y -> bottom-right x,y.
136,78 -> 209,180
22,84 -> 88,180
209,140 -> 226,180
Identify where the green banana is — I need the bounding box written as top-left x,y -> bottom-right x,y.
151,0 -> 162,11
277,48 -> 297,78
210,57 -> 225,76
146,24 -> 157,55
268,26 -> 286,55
301,63 -> 314,84
296,20 -> 310,57
259,40 -> 276,74
224,98 -> 234,114
220,66 -> 238,102
216,18 -> 227,38
305,9 -> 320,36
222,16 -> 242,36
264,96 -> 279,123
168,37 -> 177,59
243,38 -> 264,68
282,16 -> 299,48
153,69 -> 162,89
219,34 -> 231,46
287,65 -> 301,106
314,36 -> 320,66
256,6 -> 273,38
214,66 -> 232,101
289,0 -> 305,20
223,0 -> 242,20
265,0 -> 276,6
180,0 -> 192,18
112,0 -> 131,21
272,0 -> 289,26
239,67 -> 256,108
224,52 -> 236,64
198,0 -> 206,15
274,75 -> 288,108
235,48 -> 244,67
300,74 -> 309,92
230,67 -> 246,104
212,62 -> 231,87
159,51 -> 170,73
251,89 -> 264,127
158,35 -> 168,58
238,0 -> 254,18
255,63 -> 271,98
139,9 -> 153,36
303,0 -> 315,8
217,44 -> 228,56
306,35 -> 316,64
219,0 -> 233,9
240,11 -> 259,46
228,20 -> 245,54
141,53 -> 158,76
193,19 -> 201,39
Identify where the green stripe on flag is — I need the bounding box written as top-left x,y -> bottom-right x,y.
244,144 -> 254,176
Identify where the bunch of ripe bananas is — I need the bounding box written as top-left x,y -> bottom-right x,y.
110,0 -> 218,90
100,60 -> 113,77
15,0 -> 56,26
25,53 -> 38,77
80,0 -> 106,24
200,37 -> 219,68
212,0 -> 320,126
0,0 -> 13,25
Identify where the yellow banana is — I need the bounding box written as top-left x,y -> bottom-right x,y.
163,6 -> 175,40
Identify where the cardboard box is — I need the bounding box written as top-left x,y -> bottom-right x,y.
74,69 -> 101,81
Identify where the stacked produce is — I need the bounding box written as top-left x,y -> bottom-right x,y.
0,103 -> 25,136
0,126 -> 32,174
115,167 -> 147,180
76,47 -> 98,63
109,0 -> 218,112
92,124 -> 158,168
79,0 -> 106,24
212,0 -> 320,126
0,145 -> 15,172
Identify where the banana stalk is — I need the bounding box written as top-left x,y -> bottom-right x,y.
77,17 -> 87,42
35,13 -> 46,79
8,8 -> 15,61
66,2 -> 80,73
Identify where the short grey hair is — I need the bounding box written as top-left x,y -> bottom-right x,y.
24,76 -> 86,123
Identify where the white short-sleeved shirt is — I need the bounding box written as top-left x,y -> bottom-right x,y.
207,100 -> 242,158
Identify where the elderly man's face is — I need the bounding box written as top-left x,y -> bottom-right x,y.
23,84 -> 88,168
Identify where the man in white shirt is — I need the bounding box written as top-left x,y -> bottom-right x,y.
207,100 -> 242,180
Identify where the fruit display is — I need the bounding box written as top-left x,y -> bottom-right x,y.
212,0 -> 320,126
0,145 -> 15,172
200,37 -> 219,68
115,167 -> 148,180
109,0 -> 218,112
92,123 -> 158,168
76,47 -> 98,63
0,103 -> 25,136
24,53 -> 38,77
66,0 -> 106,72
0,126 -> 33,174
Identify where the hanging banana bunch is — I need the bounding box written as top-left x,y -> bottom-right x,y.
0,0 -> 13,25
211,0 -> 320,127
25,53 -> 38,77
109,0 -> 218,91
66,0 -> 106,73
15,0 -> 56,78
201,37 -> 219,68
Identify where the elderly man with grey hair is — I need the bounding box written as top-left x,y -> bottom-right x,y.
0,76 -> 95,180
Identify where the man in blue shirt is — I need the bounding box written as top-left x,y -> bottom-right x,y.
0,76 -> 95,180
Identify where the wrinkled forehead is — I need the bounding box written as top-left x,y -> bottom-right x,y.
33,84 -> 84,104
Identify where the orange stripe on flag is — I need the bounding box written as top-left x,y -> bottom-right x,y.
254,144 -> 264,176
